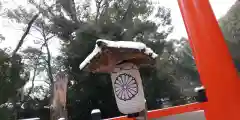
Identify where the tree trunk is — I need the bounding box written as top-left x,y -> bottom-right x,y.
11,14 -> 39,57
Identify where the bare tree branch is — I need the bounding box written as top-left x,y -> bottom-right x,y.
24,24 -> 54,97
70,0 -> 78,22
27,65 -> 38,96
11,14 -> 39,57
26,42 -> 46,97
47,35 -> 55,40
39,22 -> 56,120
121,0 -> 133,23
95,0 -> 103,23
41,23 -> 54,84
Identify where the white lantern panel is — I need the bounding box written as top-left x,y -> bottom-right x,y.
111,63 -> 145,114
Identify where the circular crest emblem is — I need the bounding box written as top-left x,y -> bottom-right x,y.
114,73 -> 138,101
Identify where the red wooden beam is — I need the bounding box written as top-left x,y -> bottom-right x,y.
177,0 -> 240,120
107,102 -> 206,120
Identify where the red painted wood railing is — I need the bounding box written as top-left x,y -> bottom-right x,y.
106,102 -> 206,120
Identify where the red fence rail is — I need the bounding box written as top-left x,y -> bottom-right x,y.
106,102 -> 206,120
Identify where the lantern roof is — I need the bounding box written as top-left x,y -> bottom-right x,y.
79,39 -> 158,73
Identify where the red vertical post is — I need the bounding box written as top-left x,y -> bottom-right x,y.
177,0 -> 240,120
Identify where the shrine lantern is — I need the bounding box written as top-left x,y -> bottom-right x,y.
79,39 -> 158,114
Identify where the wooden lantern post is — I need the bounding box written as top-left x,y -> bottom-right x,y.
79,39 -> 158,120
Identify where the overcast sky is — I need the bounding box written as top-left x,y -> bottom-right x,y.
0,0 -> 237,87
159,0 -> 236,39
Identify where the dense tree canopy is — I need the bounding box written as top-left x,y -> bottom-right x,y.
0,48 -> 29,119
219,0 -> 240,71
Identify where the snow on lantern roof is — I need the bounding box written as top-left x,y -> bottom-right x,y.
79,39 -> 158,72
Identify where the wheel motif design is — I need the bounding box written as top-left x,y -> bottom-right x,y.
114,73 -> 138,101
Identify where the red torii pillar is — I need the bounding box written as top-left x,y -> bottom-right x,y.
178,0 -> 240,120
